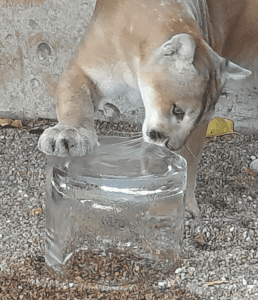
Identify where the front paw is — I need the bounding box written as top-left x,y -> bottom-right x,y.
38,123 -> 98,157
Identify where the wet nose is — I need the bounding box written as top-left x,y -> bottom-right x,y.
148,130 -> 166,142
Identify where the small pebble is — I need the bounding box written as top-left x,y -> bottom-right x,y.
170,280 -> 176,286
248,285 -> 255,290
158,281 -> 165,287
250,159 -> 258,173
175,268 -> 182,274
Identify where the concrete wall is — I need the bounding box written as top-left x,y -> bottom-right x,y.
0,0 -> 96,120
1,0 -> 258,134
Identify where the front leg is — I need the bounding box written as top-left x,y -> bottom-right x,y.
179,119 -> 209,217
38,61 -> 99,157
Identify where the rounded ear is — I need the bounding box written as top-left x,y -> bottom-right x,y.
223,60 -> 252,80
162,33 -> 196,64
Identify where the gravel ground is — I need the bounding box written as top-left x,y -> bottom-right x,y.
0,119 -> 258,299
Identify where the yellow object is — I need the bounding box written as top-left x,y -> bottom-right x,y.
0,118 -> 23,128
206,118 -> 234,137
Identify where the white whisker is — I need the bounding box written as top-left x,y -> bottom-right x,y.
111,131 -> 142,137
117,137 -> 145,152
115,135 -> 143,146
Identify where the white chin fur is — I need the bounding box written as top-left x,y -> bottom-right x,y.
142,132 -> 151,143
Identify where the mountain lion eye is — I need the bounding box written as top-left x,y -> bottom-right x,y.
172,105 -> 185,118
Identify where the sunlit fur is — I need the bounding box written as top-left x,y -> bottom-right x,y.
138,37 -> 226,150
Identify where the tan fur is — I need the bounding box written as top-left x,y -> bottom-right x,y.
207,0 -> 258,63
39,0 -> 257,216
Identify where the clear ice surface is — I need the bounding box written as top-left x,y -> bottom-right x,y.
45,136 -> 187,275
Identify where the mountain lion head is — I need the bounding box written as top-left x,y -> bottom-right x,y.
138,33 -> 251,150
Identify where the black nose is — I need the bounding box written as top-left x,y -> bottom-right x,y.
148,130 -> 166,142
